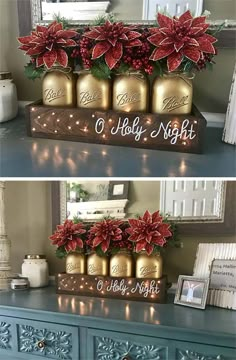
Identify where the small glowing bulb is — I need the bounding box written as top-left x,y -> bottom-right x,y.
82,278 -> 84,281
76,121 -> 79,125
52,112 -> 55,116
80,285 -> 83,289
43,123 -> 47,127
54,130 -> 58,133
194,120 -> 197,124
108,118 -> 112,123
144,137 -> 147,142
31,107 -> 35,111
32,127 -> 36,131
174,124 -> 178,128
84,127 -> 88,132
182,141 -> 187,145
102,134 -> 106,139
146,120 -> 151,125
68,126 -> 72,130
69,114 -> 73,118
57,119 -> 60,122
92,114 -> 95,118
102,151 -> 107,156
37,115 -> 41,119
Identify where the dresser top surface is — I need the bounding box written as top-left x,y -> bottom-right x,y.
0,115 -> 235,177
0,286 -> 235,338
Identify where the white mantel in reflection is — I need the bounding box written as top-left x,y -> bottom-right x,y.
67,199 -> 129,222
0,182 -> 11,290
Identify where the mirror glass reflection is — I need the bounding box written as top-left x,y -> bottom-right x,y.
61,180 -> 226,223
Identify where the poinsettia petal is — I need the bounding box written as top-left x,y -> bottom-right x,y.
197,38 -> 216,53
101,239 -> 110,253
108,38 -> 118,46
192,16 -> 206,26
119,33 -> 128,41
26,45 -> 45,56
84,29 -> 101,40
36,25 -> 48,34
56,30 -> 77,39
43,49 -> 57,69
159,27 -> 174,36
152,211 -> 161,223
179,10 -> 193,23
183,47 -> 201,62
56,48 -> 68,67
195,23 -> 209,35
105,42 -> 123,69
188,38 -> 199,47
157,13 -> 173,28
18,36 -> 35,45
62,39 -> 77,47
173,39 -> 184,51
125,39 -> 142,48
92,41 -> 111,59
18,44 -> 30,51
150,45 -> 174,61
136,240 -> 147,253
93,236 -> 102,247
143,210 -> 152,223
75,237 -> 83,249
148,32 -> 165,46
36,55 -> 44,67
145,243 -> 154,255
127,30 -> 141,40
167,51 -> 183,72
188,27 -> 204,36
201,33 -> 217,43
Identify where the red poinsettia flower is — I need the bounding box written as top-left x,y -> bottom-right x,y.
148,11 -> 217,72
18,21 -> 77,69
126,210 -> 172,255
89,219 -> 123,253
83,21 -> 142,69
49,219 -> 86,253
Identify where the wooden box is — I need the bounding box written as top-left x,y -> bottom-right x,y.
26,102 -> 206,154
56,273 -> 167,303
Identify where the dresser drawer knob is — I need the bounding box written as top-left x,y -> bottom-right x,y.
122,356 -> 131,360
37,340 -> 45,349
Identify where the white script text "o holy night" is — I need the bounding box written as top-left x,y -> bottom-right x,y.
94,117 -> 197,144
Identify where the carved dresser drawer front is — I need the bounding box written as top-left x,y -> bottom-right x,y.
16,319 -> 79,360
0,318 -> 13,352
175,342 -> 236,360
87,329 -> 169,360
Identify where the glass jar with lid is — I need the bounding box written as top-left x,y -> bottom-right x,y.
0,72 -> 18,123
21,255 -> 49,288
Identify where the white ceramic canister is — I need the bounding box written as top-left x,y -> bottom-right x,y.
0,72 -> 18,123
22,255 -> 49,288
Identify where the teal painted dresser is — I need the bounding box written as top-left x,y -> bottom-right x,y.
0,287 -> 235,360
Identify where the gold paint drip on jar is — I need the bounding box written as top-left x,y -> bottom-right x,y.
76,71 -> 111,110
42,67 -> 76,106
110,250 -> 134,277
152,71 -> 194,115
136,251 -> 162,278
113,71 -> 149,112
66,252 -> 85,274
87,252 -> 108,276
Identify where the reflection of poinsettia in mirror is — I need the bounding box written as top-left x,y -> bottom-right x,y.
50,219 -> 86,258
126,210 -> 172,255
18,21 -> 77,79
148,10 -> 218,73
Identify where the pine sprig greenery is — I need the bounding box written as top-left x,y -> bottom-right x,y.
24,62 -> 44,80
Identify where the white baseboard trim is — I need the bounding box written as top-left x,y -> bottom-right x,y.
18,101 -> 225,128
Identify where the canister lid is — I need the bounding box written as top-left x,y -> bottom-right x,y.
24,254 -> 46,259
0,72 -> 12,80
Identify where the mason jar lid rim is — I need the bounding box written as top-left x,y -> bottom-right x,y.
24,254 -> 46,259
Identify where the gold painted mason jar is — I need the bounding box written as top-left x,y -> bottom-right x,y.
113,71 -> 149,112
76,71 -> 111,110
42,67 -> 76,106
152,71 -> 194,115
136,251 -> 162,278
66,251 -> 86,274
87,252 -> 108,276
110,250 -> 134,277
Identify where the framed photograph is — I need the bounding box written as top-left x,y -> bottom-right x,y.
174,276 -> 209,309
108,181 -> 129,200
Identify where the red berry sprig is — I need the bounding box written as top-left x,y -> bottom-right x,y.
123,28 -> 153,75
78,36 -> 93,69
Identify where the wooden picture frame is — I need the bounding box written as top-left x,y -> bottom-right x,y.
108,181 -> 129,200
174,275 -> 209,309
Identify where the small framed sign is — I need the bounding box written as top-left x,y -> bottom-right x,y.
174,275 -> 209,309
108,181 -> 129,200
210,259 -> 236,292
